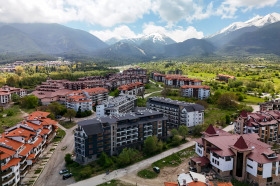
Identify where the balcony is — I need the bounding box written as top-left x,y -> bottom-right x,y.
20,162 -> 28,171
2,173 -> 15,185
0,168 -> 12,178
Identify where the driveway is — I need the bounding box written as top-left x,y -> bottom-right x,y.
69,141 -> 196,186
34,125 -> 76,186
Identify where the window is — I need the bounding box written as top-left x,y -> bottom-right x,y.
247,164 -> 253,169
89,144 -> 93,148
258,163 -> 263,168
89,150 -> 93,154
257,170 -> 262,175
225,156 -> 231,161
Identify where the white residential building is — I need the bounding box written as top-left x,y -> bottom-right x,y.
146,97 -> 204,128
96,94 -> 137,117
181,85 -> 210,100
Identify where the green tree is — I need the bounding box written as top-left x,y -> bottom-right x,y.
172,135 -> 182,146
143,136 -> 158,155
64,109 -> 76,122
97,152 -> 113,168
20,95 -> 39,109
225,115 -> 231,125
117,148 -> 139,167
217,93 -> 238,110
11,94 -> 20,104
171,129 -> 179,137
192,125 -> 203,137
110,89 -> 119,97
178,125 -> 188,139
64,153 -> 73,165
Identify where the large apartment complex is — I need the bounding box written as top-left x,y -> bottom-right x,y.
260,99 -> 280,111
75,108 -> 168,163
117,82 -> 145,96
234,110 -> 280,144
65,87 -> 109,112
192,124 -> 280,186
0,111 -> 58,186
151,73 -> 203,87
181,85 -> 211,100
32,68 -> 147,105
146,97 -> 204,128
96,94 -> 137,117
0,86 -> 27,106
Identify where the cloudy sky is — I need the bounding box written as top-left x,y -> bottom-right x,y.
0,0 -> 279,42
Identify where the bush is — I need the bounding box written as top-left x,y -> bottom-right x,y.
20,95 -> 39,109
6,110 -> 14,116
79,166 -> 92,180
97,152 -> 113,168
172,135 -> 182,146
65,153 -> 73,165
192,125 -> 203,137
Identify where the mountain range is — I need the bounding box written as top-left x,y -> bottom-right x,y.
0,12 -> 280,62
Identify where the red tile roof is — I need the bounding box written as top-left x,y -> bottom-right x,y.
0,137 -> 24,151
164,182 -> 178,186
233,136 -> 249,150
83,87 -> 108,94
191,156 -> 210,166
0,146 -> 16,159
27,153 -> 35,160
1,158 -> 21,171
32,137 -> 43,148
19,144 -> 33,156
28,111 -> 50,120
39,128 -> 51,136
205,124 -> 216,135
5,128 -> 36,141
217,183 -> 233,186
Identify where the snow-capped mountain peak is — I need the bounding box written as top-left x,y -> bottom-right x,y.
209,12 -> 280,38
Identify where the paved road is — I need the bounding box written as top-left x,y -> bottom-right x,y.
69,141 -> 196,186
35,126 -> 76,186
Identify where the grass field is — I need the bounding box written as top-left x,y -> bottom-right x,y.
0,105 -> 24,133
52,128 -> 66,143
145,83 -> 162,94
242,95 -> 265,104
204,105 -> 237,126
59,121 -> 76,129
98,179 -> 134,186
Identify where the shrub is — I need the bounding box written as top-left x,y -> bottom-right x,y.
65,153 -> 73,165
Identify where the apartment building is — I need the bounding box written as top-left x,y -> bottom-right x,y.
0,111 -> 57,185
260,99 -> 280,111
96,94 -> 137,117
118,82 -> 145,96
65,93 -> 92,112
32,79 -> 72,105
181,85 -> 211,100
150,72 -> 203,87
146,97 -> 204,128
215,74 -> 236,82
192,124 -> 280,186
234,110 -> 280,144
0,85 -> 27,106
122,67 -> 147,75
75,108 -> 168,164
83,87 -> 108,105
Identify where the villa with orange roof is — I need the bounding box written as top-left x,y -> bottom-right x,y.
65,92 -> 93,112
191,124 -> 280,186
0,111 -> 58,185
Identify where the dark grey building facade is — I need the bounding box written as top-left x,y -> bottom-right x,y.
75,108 -> 168,164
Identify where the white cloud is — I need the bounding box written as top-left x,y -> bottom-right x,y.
90,25 -> 140,41
218,0 -> 278,18
142,23 -> 203,42
151,0 -> 214,23
0,0 -> 152,27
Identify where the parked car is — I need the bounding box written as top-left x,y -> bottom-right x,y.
59,169 -> 68,175
229,122 -> 233,125
153,167 -> 160,173
62,173 -> 72,180
189,167 -> 197,172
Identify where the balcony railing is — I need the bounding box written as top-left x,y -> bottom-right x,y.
2,173 -> 15,185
